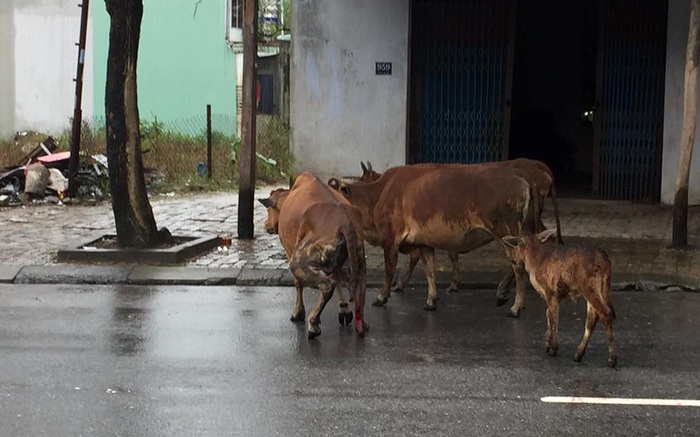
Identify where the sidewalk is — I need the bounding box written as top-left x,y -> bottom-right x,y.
1,188 -> 698,291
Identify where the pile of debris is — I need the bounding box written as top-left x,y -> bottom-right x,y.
0,135 -> 109,207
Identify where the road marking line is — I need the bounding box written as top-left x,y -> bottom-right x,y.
541,396 -> 700,407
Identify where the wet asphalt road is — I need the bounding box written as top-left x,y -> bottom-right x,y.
1,283 -> 699,437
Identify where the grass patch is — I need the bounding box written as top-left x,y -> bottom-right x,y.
0,115 -> 292,194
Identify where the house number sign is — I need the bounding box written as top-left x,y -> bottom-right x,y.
375,62 -> 392,75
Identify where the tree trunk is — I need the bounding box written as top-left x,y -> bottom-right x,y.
237,0 -> 259,239
104,0 -> 160,248
673,0 -> 700,247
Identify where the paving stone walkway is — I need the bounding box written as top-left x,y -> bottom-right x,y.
1,187 -> 698,287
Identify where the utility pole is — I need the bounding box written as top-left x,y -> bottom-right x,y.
237,0 -> 259,239
68,0 -> 90,198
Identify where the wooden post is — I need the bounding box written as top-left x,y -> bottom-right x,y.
206,104 -> 212,180
68,0 -> 90,198
237,0 -> 258,239
672,0 -> 700,247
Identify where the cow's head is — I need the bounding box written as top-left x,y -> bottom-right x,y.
502,228 -> 558,263
258,188 -> 290,234
359,161 -> 382,183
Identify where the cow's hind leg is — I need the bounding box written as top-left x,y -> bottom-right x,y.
574,301 -> 598,363
307,283 -> 336,339
373,246 -> 399,306
419,247 -> 439,311
393,250 -> 420,292
446,251 -> 460,293
583,291 -> 619,368
336,287 -> 353,325
290,280 -> 305,322
544,297 -> 560,357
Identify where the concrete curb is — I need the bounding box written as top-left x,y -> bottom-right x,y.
2,264 -> 698,292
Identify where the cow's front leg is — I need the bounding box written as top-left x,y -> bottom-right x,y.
290,280 -> 305,322
307,283 -> 336,339
496,268 -> 515,307
373,247 -> 398,306
507,263 -> 527,318
419,247 -> 438,311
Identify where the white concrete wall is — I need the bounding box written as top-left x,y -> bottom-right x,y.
662,0 -> 700,204
0,0 -> 94,139
290,0 -> 409,181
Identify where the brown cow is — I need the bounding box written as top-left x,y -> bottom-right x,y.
258,172 -> 369,339
356,159 -> 563,309
502,229 -> 618,368
328,163 -> 536,315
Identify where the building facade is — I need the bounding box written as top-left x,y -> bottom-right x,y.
291,0 -> 700,205
1,0 -> 239,139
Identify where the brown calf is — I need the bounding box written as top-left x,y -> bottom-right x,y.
503,229 -> 619,368
259,172 -> 369,339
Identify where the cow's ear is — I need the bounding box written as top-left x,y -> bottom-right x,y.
328,178 -> 341,190
537,228 -> 557,243
502,236 -> 520,248
258,198 -> 274,208
360,161 -> 367,173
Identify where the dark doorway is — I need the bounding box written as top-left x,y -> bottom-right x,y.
509,0 -> 598,197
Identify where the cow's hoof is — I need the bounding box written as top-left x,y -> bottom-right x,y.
506,310 -> 520,318
340,312 -> 353,325
608,356 -> 618,368
355,320 -> 369,337
392,284 -> 405,292
573,352 -> 584,362
423,303 -> 437,311
372,297 -> 388,307
496,297 -> 509,307
290,312 -> 305,322
307,325 -> 321,339
446,286 -> 459,293
546,347 -> 558,357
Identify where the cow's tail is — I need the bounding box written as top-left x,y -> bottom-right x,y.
340,226 -> 365,301
525,179 -> 539,236
548,180 -> 564,244
341,224 -> 368,336
601,272 -> 616,320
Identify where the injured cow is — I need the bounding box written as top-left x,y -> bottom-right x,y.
258,172 -> 369,339
357,159 -> 563,309
502,229 -> 619,368
329,163 -> 537,316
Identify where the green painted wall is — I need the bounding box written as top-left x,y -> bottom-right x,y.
92,0 -> 237,136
